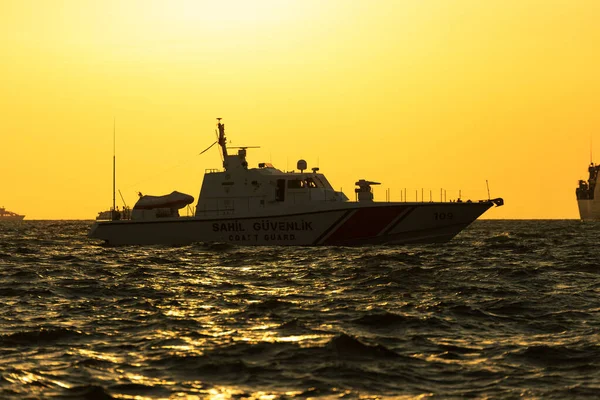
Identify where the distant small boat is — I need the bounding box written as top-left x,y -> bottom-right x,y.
576,162 -> 600,220
0,207 -> 25,221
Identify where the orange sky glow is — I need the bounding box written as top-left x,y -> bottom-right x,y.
1,0 -> 599,219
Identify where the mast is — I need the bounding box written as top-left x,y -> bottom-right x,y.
217,118 -> 228,159
112,118 -> 116,220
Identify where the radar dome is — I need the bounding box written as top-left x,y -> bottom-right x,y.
297,159 -> 307,172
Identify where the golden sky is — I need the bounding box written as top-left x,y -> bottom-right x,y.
1,0 -> 599,219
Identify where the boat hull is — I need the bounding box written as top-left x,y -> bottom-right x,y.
88,201 -> 496,246
0,215 -> 25,221
577,199 -> 600,221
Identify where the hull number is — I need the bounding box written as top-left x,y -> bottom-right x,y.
434,212 -> 453,220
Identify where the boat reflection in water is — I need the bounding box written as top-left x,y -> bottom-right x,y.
88,118 -> 503,245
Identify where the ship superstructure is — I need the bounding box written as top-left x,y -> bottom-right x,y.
576,163 -> 600,220
195,119 -> 349,218
0,207 -> 25,221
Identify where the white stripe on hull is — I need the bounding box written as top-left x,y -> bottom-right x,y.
88,202 -> 493,246
313,209 -> 356,245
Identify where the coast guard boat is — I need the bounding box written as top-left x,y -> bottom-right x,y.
88,118 -> 503,245
576,162 -> 600,220
0,207 -> 25,221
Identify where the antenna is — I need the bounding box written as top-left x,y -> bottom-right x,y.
216,117 -> 227,160
199,140 -> 217,155
113,118 -> 116,219
118,189 -> 128,208
486,180 -> 491,200
591,135 -> 593,165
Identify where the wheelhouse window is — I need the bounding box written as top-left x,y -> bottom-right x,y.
313,175 -> 333,190
288,178 -> 318,189
287,179 -> 304,189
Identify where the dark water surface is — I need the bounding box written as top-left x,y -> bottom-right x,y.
0,220 -> 599,399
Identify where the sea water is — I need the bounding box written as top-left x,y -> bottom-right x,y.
0,220 -> 599,398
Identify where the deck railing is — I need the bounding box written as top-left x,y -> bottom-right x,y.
377,187 -> 491,203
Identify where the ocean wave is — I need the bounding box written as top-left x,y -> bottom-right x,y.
61,385 -> 115,399
0,327 -> 85,345
326,333 -> 399,359
510,344 -> 599,367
